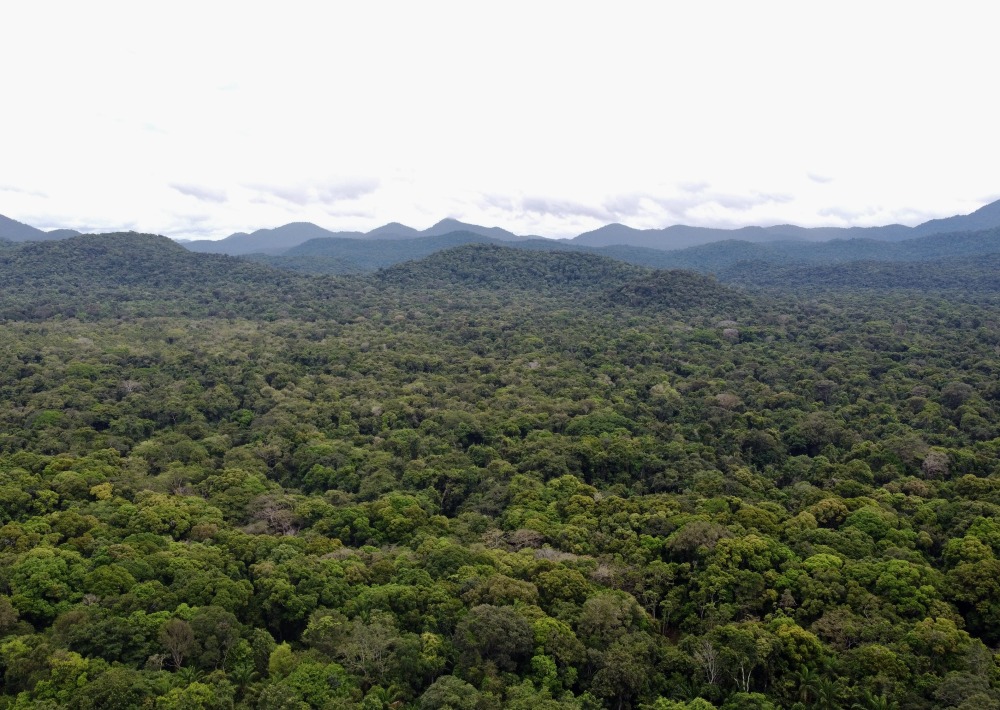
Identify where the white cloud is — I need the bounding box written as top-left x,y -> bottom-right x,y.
170,184 -> 228,204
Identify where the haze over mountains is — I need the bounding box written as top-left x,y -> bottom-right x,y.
3,198 -> 1000,280
4,198 -> 1000,250
179,218 -> 534,255
573,198 -> 1000,248
173,197 -> 1000,255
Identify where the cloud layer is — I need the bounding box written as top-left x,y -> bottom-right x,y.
1,2 -> 997,239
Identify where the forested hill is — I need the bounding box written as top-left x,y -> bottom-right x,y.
243,233 -> 687,275
374,244 -> 759,322
376,243 -> 646,290
0,232 -> 214,286
0,232 -> 758,322
0,233 -> 355,321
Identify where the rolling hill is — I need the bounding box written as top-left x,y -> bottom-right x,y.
0,232 -> 358,321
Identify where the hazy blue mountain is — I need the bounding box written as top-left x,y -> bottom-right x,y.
0,214 -> 47,241
575,223 -> 762,250
0,214 -> 80,241
184,222 -> 364,255
184,217 -> 531,254
365,222 -> 422,239
419,218 -> 534,241
740,223 -> 914,242
909,198 -> 1000,237
574,221 -> 914,250
572,200 -> 1000,250
256,231 -> 500,272
7,196 -> 1000,254
364,218 -> 544,241
169,196 -> 1000,256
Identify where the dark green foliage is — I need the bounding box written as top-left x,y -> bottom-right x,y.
0,232 -> 357,321
723,252 -> 1000,293
375,243 -> 646,291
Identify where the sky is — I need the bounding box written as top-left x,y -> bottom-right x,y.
2,1 -> 997,240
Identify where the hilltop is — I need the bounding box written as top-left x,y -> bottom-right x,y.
0,232 -> 353,321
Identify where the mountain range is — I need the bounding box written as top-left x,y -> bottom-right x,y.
5,226 -> 1000,313
7,198 -> 999,255
4,199 -> 1000,284
574,198 -> 1000,249
183,198 -> 1000,254
180,218 -> 535,255
231,223 -> 1000,279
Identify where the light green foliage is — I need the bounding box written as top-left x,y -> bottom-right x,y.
267,642 -> 296,679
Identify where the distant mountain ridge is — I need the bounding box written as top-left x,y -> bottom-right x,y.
571,200 -> 1000,249
3,197 -> 1000,254
120,197 -> 1000,253
240,224 -> 1000,277
0,213 -> 81,242
574,220 -> 916,250
183,222 -> 365,255
182,217 -> 535,255
910,198 -> 1000,237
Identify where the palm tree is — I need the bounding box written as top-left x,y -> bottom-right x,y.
792,666 -> 822,704
227,663 -> 258,702
816,678 -> 841,710
228,663 -> 258,689
362,683 -> 407,709
176,666 -> 204,684
851,689 -> 899,710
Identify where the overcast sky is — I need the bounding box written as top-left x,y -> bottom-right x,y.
2,1 -> 997,239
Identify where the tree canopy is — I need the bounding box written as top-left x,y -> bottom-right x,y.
1,233 -> 1000,708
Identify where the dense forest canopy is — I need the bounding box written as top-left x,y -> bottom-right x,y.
1,233 -> 1000,709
